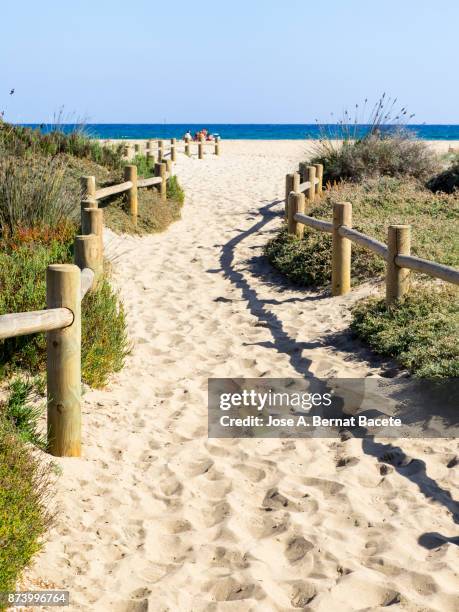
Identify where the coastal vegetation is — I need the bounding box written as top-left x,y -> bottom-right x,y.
0,120 -> 187,592
266,101 -> 458,376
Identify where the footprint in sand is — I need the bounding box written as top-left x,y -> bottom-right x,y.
234,463 -> 266,482
285,536 -> 314,563
206,577 -> 262,602
288,581 -> 317,607
247,512 -> 290,538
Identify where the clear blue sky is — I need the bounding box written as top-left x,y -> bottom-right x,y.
2,0 -> 458,123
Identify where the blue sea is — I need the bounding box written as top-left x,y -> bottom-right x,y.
20,124 -> 459,141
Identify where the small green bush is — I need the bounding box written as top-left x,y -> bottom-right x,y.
128,154 -> 154,178
0,241 -> 129,388
81,277 -> 130,388
312,132 -> 439,184
0,419 -> 52,594
103,176 -> 185,235
1,378 -> 46,449
427,158 -> 459,194
167,175 -> 185,204
351,286 -> 459,377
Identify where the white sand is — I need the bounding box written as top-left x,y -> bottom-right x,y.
26,141 -> 458,611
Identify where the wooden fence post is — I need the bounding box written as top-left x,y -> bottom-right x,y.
158,140 -> 163,162
215,140 -> 220,155
386,225 -> 411,305
332,202 -> 352,296
285,172 -> 300,219
124,165 -> 138,224
134,143 -> 140,154
185,137 -> 191,156
74,234 -> 103,289
287,192 -> 304,237
164,158 -> 172,174
146,150 -> 155,169
305,166 -> 316,202
198,141 -> 204,159
171,143 -> 177,162
155,162 -> 167,200
81,208 -> 103,244
313,163 -> 323,196
80,197 -> 98,212
80,176 -> 96,198
46,264 -> 81,457
147,139 -> 153,151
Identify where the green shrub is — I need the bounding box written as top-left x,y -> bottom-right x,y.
81,277 -> 130,388
1,378 -> 46,449
351,286 -> 459,377
265,177 -> 458,288
167,175 -> 185,204
0,241 -> 129,388
0,155 -> 78,236
0,419 -> 52,595
427,158 -> 459,194
310,95 -> 438,183
103,176 -> 185,235
128,154 -> 154,178
0,122 -> 124,171
312,132 -> 439,184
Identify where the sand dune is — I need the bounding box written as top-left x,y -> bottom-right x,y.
25,140 -> 458,611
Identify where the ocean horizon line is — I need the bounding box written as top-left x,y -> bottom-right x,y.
16,123 -> 459,141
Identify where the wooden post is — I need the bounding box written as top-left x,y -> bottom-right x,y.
124,165 -> 138,224
158,140 -> 163,162
287,192 -> 304,237
81,208 -> 103,243
386,225 -> 411,305
215,140 -> 220,155
164,158 -> 172,174
146,150 -> 155,169
134,143 -> 140,154
305,166 -> 316,202
332,202 -> 352,296
155,162 -> 167,200
46,264 -> 81,457
80,176 -> 96,198
198,141 -> 204,159
285,172 -> 300,219
147,139 -> 153,151
185,139 -> 190,156
74,234 -> 103,289
313,163 -> 323,196
80,197 -> 97,212
170,144 -> 176,162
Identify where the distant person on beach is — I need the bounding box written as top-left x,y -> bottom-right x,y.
184,130 -> 191,141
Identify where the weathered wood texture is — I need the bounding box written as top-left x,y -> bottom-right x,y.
46,264 -> 81,457
0,308 -> 73,340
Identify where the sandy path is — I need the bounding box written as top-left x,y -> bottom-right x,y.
29,141 -> 458,611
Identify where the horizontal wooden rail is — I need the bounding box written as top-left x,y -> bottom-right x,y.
0,308 -> 73,341
294,212 -> 333,233
338,226 -> 388,259
298,177 -> 319,193
395,254 -> 459,285
94,181 -> 133,200
137,176 -> 163,188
